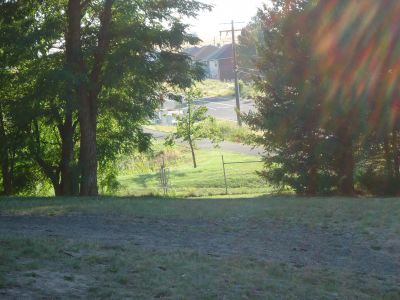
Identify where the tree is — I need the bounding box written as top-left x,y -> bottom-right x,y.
237,15 -> 263,82
245,0 -> 337,195
311,0 -> 400,194
1,0 -> 209,196
64,0 -> 210,195
0,0 -> 62,195
167,88 -> 221,168
245,0 -> 400,196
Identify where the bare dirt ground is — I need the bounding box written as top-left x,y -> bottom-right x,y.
1,213 -> 398,278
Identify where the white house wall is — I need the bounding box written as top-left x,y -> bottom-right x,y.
208,60 -> 220,80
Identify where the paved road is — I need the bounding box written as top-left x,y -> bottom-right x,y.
164,96 -> 256,123
195,97 -> 255,123
153,96 -> 262,155
143,128 -> 264,156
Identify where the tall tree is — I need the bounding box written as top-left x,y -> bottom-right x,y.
1,0 -> 209,196
311,0 -> 400,194
63,0 -> 209,195
246,0 -> 400,196
0,0 -> 59,195
245,0 -> 337,195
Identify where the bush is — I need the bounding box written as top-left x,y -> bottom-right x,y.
210,120 -> 257,144
356,162 -> 400,196
238,80 -> 260,99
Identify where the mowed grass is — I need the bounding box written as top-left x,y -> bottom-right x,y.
1,236 -> 395,299
117,147 -> 273,197
0,196 -> 400,298
1,196 -> 399,232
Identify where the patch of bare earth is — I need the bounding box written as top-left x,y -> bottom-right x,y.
1,270 -> 91,299
0,214 -> 399,277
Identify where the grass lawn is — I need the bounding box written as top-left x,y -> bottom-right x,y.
0,196 -> 400,298
117,146 -> 272,197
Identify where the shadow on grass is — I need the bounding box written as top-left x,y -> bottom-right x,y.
0,192 -> 288,203
123,173 -> 160,188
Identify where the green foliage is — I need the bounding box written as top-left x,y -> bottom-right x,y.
98,162 -> 121,195
245,0 -> 336,195
245,0 -> 400,196
0,0 -> 209,196
238,80 -> 259,99
166,88 -> 222,168
209,120 -> 257,144
237,14 -> 264,82
147,120 -> 257,144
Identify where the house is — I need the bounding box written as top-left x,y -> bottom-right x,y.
184,45 -> 219,78
205,44 -> 234,81
183,44 -> 234,81
183,46 -> 201,57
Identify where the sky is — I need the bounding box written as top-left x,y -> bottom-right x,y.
187,0 -> 269,45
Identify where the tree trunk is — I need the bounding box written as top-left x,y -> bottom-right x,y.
36,157 -> 61,196
383,131 -> 394,194
1,154 -> 12,195
307,163 -> 317,196
384,132 -> 393,176
393,127 -> 399,180
65,0 -> 88,194
0,105 -> 12,195
189,138 -> 197,168
31,119 -> 62,196
393,127 -> 400,195
59,113 -> 76,195
79,104 -> 98,196
306,134 -> 318,196
337,129 -> 355,195
65,0 -> 113,196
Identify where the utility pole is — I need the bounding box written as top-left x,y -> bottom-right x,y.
220,21 -> 243,126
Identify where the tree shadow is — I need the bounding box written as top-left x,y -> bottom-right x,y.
125,173 -> 160,188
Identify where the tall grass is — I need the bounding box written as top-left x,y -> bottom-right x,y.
195,79 -> 234,98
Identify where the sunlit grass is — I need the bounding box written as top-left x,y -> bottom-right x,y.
117,147 -> 271,197
195,79 -> 235,98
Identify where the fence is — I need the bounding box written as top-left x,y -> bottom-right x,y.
119,153 -> 270,197
221,155 -> 266,194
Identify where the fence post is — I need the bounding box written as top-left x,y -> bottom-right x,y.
222,155 -> 228,194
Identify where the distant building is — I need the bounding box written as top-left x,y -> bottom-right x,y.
205,44 -> 234,81
183,44 -> 234,81
183,46 -> 201,57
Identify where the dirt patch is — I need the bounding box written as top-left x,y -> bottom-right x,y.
1,270 -> 91,299
0,214 -> 399,280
